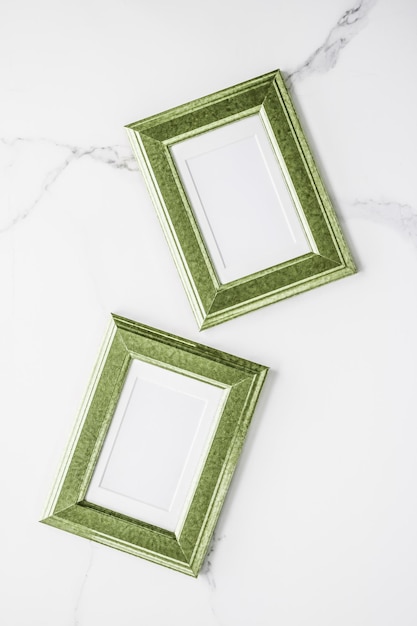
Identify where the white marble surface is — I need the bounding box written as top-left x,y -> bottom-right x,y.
2,0 -> 417,624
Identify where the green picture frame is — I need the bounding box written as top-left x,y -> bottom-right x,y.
126,70 -> 356,330
41,314 -> 268,577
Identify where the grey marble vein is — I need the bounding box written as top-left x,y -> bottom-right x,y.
0,137 -> 137,233
0,1 -> 380,238
0,0 -> 378,238
289,0 -> 377,85
74,543 -> 95,626
0,137 -> 137,170
351,199 -> 417,248
202,531 -> 226,592
203,533 -> 227,626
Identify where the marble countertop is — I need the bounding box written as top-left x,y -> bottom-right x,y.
2,1 -> 417,624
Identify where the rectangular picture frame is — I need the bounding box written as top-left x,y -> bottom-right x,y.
41,315 -> 268,577
126,70 -> 356,329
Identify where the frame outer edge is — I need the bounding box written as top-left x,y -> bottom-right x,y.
273,71 -> 357,273
40,317 -> 118,520
189,365 -> 269,575
125,70 -> 278,133
125,127 -> 207,328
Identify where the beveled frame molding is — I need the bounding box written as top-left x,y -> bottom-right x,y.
41,315 -> 268,576
126,70 -> 356,329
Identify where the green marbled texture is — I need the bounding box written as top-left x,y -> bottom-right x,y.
41,315 -> 268,576
126,70 -> 356,329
